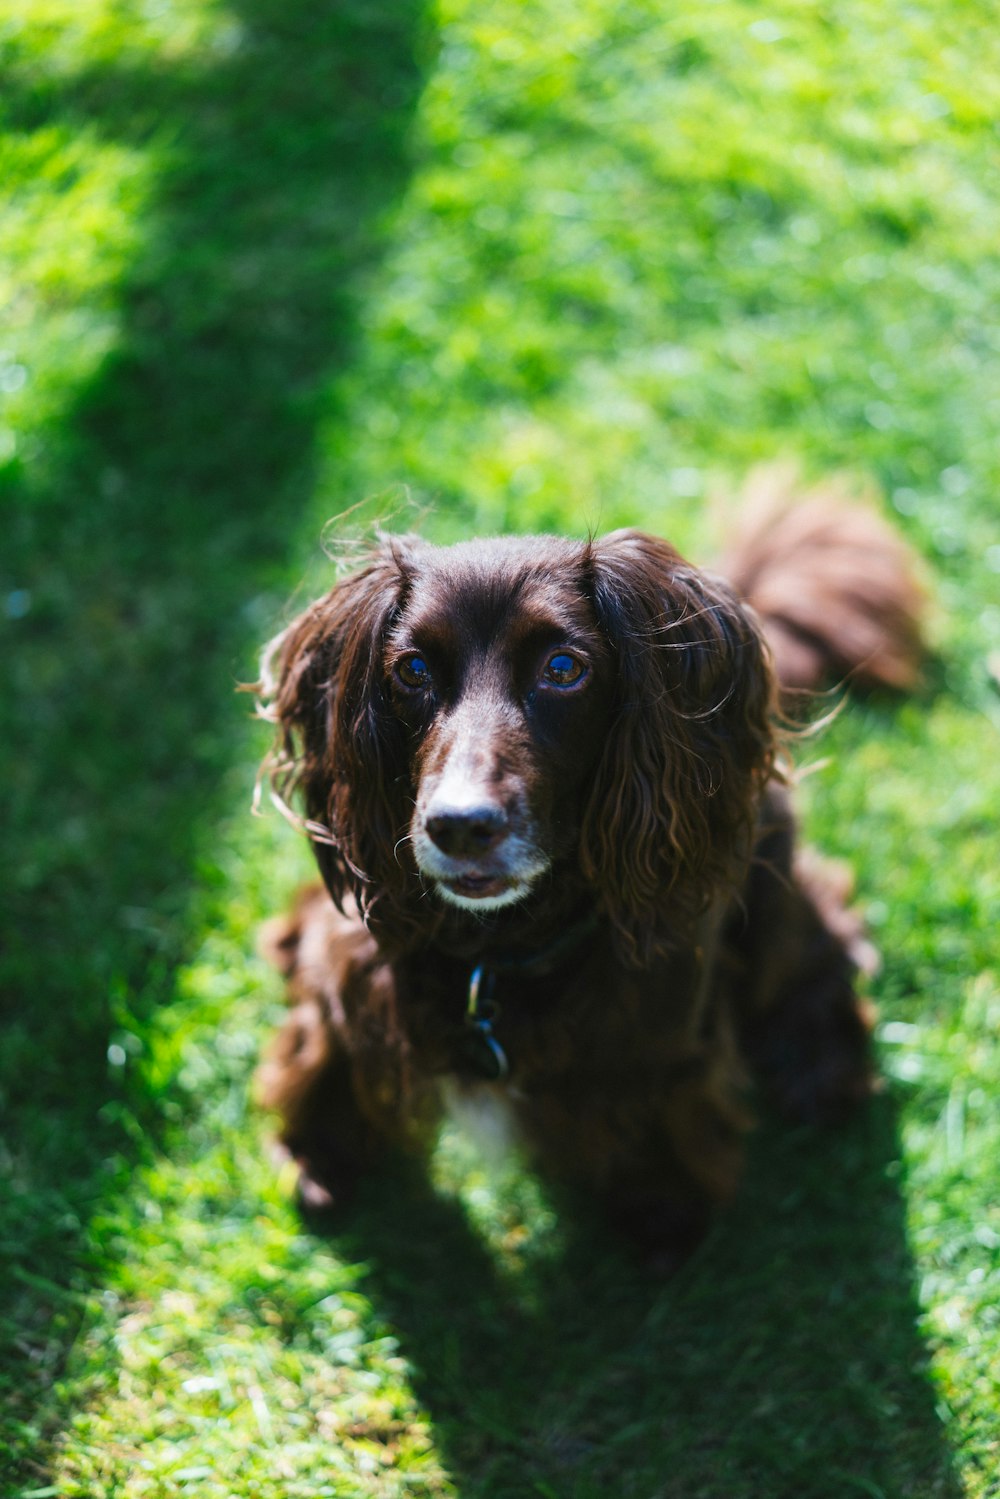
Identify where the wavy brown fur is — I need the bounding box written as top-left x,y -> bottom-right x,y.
580,531 -> 776,967
259,538 -> 429,950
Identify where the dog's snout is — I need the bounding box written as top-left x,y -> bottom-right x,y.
425,803 -> 508,858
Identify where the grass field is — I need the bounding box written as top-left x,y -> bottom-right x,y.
1,0 -> 998,1494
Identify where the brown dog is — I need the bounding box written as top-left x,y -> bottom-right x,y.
253,487 -> 923,1263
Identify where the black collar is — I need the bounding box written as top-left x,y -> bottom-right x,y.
470,906 -> 603,978
459,907 -> 602,1082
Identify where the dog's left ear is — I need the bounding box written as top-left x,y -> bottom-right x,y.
582,529 -> 776,965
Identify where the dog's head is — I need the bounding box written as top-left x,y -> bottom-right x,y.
258,530 -> 776,961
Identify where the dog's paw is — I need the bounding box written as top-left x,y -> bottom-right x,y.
295,1165 -> 341,1218
271,1138 -> 357,1220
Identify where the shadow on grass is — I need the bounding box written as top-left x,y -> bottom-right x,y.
340,1095 -> 960,1498
0,0 -> 428,1476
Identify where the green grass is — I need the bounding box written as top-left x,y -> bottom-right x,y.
1,0 -> 998,1494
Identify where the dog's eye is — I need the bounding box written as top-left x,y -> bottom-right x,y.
542,652 -> 587,688
396,654 -> 432,690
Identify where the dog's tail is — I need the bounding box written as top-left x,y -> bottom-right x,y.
718,466 -> 927,695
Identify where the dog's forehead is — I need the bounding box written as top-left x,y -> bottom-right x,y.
400,535 -> 595,641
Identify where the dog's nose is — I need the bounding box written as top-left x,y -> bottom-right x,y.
425,804 -> 508,858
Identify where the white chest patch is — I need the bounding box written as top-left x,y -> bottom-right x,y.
441,1078 -> 520,1164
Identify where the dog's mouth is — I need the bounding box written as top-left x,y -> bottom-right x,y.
411,823 -> 550,913
440,872 -> 514,900
433,868 -> 537,913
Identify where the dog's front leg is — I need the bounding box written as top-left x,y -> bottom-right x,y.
257,888 -> 436,1212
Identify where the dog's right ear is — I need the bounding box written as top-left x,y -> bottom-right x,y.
256,535 -> 423,923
